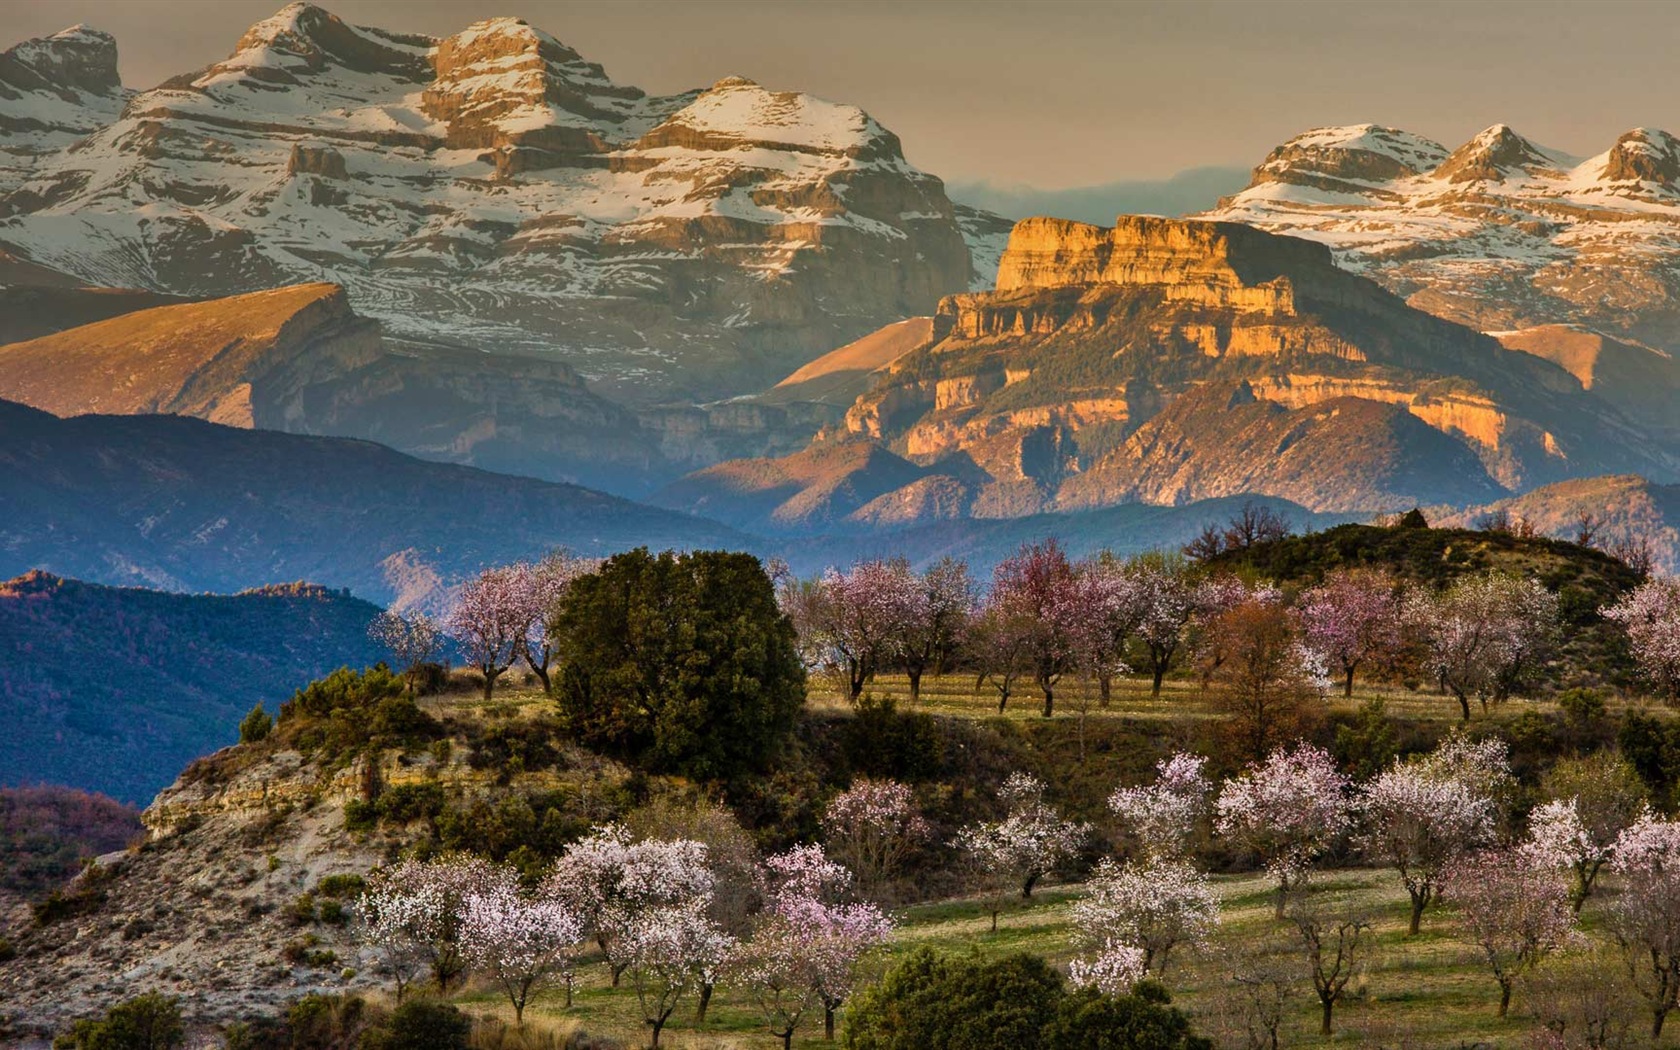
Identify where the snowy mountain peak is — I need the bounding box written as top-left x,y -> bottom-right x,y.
2,22 -> 121,95
1249,124 -> 1450,195
1601,127 -> 1680,186
1434,124 -> 1558,183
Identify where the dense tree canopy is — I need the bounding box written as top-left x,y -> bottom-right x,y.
551,548 -> 805,783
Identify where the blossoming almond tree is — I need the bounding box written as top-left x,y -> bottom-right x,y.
1070,857 -> 1219,977
621,898 -> 734,1048
1607,812 -> 1680,1039
1215,743 -> 1350,917
897,557 -> 975,703
367,610 -> 444,696
1294,568 -> 1401,698
458,879 -> 584,1024
516,552 -> 596,693
545,825 -> 715,988
1358,759 -> 1496,935
821,778 -> 927,897
1526,753 -> 1647,911
1442,849 -> 1575,1017
448,564 -> 528,701
990,541 -> 1083,717
1068,942 -> 1150,997
954,772 -> 1088,928
1407,572 -> 1559,720
358,855 -> 500,993
1108,751 -> 1212,861
1603,577 -> 1680,701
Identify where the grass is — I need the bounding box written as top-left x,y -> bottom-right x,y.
446,865 -> 1626,1049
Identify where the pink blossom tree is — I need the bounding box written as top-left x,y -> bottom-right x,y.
1442,849 -> 1576,1017
821,778 -> 927,897
897,558 -> 976,703
448,565 -> 527,700
1603,577 -> 1680,701
954,772 -> 1089,928
990,541 -> 1084,717
1607,812 -> 1680,1039
1070,857 -> 1219,977
804,560 -> 920,701
1294,568 -> 1402,697
1215,743 -> 1351,917
1076,555 -> 1147,704
1107,751 -> 1212,862
368,610 -> 444,696
1407,572 -> 1559,720
1068,943 -> 1150,997
458,876 -> 585,1024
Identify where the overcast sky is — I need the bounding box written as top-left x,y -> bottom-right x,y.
4,0 -> 1679,189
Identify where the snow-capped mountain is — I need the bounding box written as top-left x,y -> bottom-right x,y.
1204,122 -> 1680,360
0,4 -> 992,404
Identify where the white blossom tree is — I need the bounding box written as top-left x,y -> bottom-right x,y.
954,772 -> 1089,928
1130,555 -> 1198,697
1215,743 -> 1351,917
1603,577 -> 1680,701
897,558 -> 976,703
1358,741 -> 1503,936
1107,751 -> 1212,861
1407,572 -> 1559,720
1524,753 -> 1647,911
1068,943 -> 1150,997
1607,811 -> 1680,1039
1070,857 -> 1219,977
621,899 -> 734,1048
357,855 -> 499,993
458,877 -> 584,1024
1442,849 -> 1576,1018
448,565 -> 528,701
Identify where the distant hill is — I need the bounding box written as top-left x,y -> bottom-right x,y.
0,786 -> 141,900
0,571 -> 387,803
1438,475 -> 1680,575
0,398 -> 750,610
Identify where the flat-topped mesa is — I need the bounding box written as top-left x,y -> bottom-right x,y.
988,214 -> 1343,312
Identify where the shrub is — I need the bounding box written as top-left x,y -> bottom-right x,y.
359,1000 -> 470,1050
277,667 -> 441,759
841,697 -> 942,780
1045,983 -> 1211,1050
239,704 -> 273,745
376,783 -> 447,827
32,864 -> 112,925
53,993 -> 183,1050
314,874 -> 365,899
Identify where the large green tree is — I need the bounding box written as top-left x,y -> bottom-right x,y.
551,548 -> 805,782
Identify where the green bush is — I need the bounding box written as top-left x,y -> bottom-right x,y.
842,696 -> 943,780
278,666 -> 442,759
315,874 -> 366,899
239,704 -> 273,745
343,800 -> 377,833
552,548 -> 805,783
359,1000 -> 470,1050
844,949 -> 1208,1050
53,993 -> 183,1050
375,783 -> 447,826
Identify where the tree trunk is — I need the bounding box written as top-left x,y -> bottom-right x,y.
565,973 -> 574,1008
611,960 -> 626,988
531,663 -> 551,695
1498,980 -> 1512,1018
1408,889 -> 1426,936
695,982 -> 713,1023
1454,689 -> 1471,721
649,1016 -> 665,1048
481,669 -> 496,701
997,687 -> 1009,714
514,1000 -> 525,1027
1320,999 -> 1334,1037
1022,872 -> 1040,898
1098,674 -> 1112,706
1654,1002 -> 1669,1041
908,667 -> 923,704
780,1030 -> 793,1050
825,1002 -> 837,1040
1042,684 -> 1054,718
990,908 -> 999,933
1151,665 -> 1166,697
1344,667 -> 1356,698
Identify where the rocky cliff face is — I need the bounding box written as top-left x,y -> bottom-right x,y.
659,215 -> 1676,530
0,4 -> 991,406
0,25 -> 127,195
1202,122 -> 1680,431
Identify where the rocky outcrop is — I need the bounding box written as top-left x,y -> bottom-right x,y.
666,214 -> 1677,530
0,5 -> 993,409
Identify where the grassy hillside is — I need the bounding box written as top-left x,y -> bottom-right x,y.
1207,520 -> 1643,688
0,571 -> 387,803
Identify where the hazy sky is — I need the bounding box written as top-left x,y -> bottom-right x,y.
5,0 -> 1680,188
